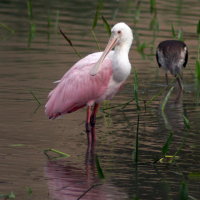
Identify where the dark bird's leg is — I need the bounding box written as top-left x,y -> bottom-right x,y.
165,73 -> 169,86
86,106 -> 92,144
175,75 -> 183,102
90,103 -> 99,127
90,103 -> 99,142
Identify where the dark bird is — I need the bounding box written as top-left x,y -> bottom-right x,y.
156,40 -> 188,91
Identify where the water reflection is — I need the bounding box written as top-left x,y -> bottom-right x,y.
44,144 -> 127,200
159,88 -> 184,132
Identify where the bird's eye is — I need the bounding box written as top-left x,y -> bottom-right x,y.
117,30 -> 121,34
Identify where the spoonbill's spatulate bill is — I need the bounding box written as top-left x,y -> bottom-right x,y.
156,40 -> 188,90
45,22 -> 133,143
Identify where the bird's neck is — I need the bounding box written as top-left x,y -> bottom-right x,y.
112,44 -> 131,83
114,43 -> 131,58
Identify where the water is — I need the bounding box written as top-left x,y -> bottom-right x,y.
0,0 -> 200,199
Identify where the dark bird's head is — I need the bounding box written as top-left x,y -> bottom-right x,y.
156,40 -> 188,76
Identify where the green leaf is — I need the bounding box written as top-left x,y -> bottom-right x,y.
0,23 -> 15,34
43,148 -> 70,160
133,114 -> 140,163
30,90 -> 41,105
92,0 -> 104,29
197,20 -> 200,36
188,172 -> 200,179
177,29 -> 183,41
27,0 -> 33,19
133,68 -> 140,111
10,144 -> 25,147
179,182 -> 188,200
171,24 -> 176,38
149,15 -> 159,32
95,155 -> 105,179
26,187 -> 32,195
161,86 -> 174,113
195,60 -> 200,81
162,131 -> 173,156
101,16 -> 111,35
92,6 -> 100,29
0,192 -> 15,199
183,115 -> 190,129
150,0 -> 156,13
159,155 -> 179,163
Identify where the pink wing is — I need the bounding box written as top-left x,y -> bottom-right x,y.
45,52 -> 113,119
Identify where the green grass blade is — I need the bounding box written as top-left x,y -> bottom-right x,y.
59,27 -> 81,58
30,90 -> 41,105
197,19 -> 200,36
171,24 -> 176,38
133,68 -> 140,111
0,23 -> 15,34
59,27 -> 72,46
92,6 -> 100,29
43,148 -> 70,160
161,86 -> 174,113
195,60 -> 200,81
136,42 -> 147,59
27,0 -> 33,19
91,29 -> 101,51
179,182 -> 188,200
162,131 -> 173,156
95,155 -> 105,179
0,192 -> 15,199
150,15 -> 159,32
177,29 -> 183,41
183,114 -> 190,129
101,16 -> 111,36
134,114 -> 140,163
92,0 -> 103,29
26,187 -> 33,196
150,0 -> 156,14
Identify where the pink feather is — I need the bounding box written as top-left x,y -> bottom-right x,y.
45,52 -> 113,119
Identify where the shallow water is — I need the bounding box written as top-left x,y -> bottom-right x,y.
0,0 -> 200,199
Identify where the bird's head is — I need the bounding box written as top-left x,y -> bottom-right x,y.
110,22 -> 133,48
90,22 -> 133,76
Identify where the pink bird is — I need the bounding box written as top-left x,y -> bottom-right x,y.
45,22 -> 133,144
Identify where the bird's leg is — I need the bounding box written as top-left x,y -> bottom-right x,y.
90,103 -> 99,127
175,76 -> 183,102
85,106 -> 92,144
90,103 -> 99,142
165,73 -> 169,86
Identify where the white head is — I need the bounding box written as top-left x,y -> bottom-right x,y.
90,22 -> 133,76
110,22 -> 133,49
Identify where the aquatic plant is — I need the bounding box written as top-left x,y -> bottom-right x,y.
102,16 -> 111,36
59,27 -> 81,58
171,24 -> 183,41
30,90 -> 41,105
27,0 -> 36,46
0,192 -> 15,199
95,155 -> 105,179
43,148 -> 70,160
133,68 -> 140,111
133,114 -> 140,164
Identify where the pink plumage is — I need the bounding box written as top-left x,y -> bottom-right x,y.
45,22 -> 133,144
45,52 -> 113,119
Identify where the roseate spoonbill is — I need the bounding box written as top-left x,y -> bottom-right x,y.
156,40 -> 188,90
45,22 -> 133,143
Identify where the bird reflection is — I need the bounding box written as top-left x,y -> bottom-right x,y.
44,133 -> 126,200
160,92 -> 184,132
